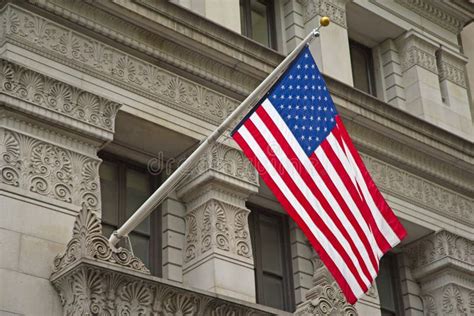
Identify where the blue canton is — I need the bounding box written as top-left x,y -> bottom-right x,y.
268,46 -> 338,156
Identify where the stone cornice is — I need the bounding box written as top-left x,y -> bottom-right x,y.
24,0 -> 279,98
0,59 -> 121,141
394,0 -> 473,33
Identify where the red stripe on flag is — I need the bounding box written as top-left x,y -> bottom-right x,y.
335,117 -> 407,244
243,118 -> 370,292
255,106 -> 377,279
232,130 -> 358,304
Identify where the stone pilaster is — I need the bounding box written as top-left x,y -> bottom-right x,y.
177,143 -> 259,303
436,47 -> 473,138
0,57 -> 120,315
296,0 -> 353,85
396,31 -> 472,140
404,230 -> 474,315
373,39 -> 406,108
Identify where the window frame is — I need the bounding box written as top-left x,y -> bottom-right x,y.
248,203 -> 295,312
240,0 -> 277,49
99,152 -> 162,276
349,40 -> 377,96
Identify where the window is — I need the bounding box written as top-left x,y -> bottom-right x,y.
349,40 -> 376,96
375,254 -> 403,316
240,0 -> 276,49
248,205 -> 294,312
99,154 -> 162,276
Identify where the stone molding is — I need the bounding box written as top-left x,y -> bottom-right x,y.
297,0 -> 348,27
187,143 -> 259,188
0,127 -> 101,212
404,230 -> 474,280
0,4 -> 240,126
52,207 -> 150,277
50,208 -> 274,315
394,0 -> 471,33
361,154 -> 473,227
421,284 -> 473,316
295,251 -> 357,315
26,0 -> 267,97
397,32 -> 438,74
0,59 -> 121,139
436,49 -> 468,88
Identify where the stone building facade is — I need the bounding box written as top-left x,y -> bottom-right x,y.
0,0 -> 473,315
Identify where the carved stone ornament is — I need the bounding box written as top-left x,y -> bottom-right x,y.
397,34 -> 438,74
295,252 -> 358,315
297,0 -> 348,27
52,207 -> 150,276
404,230 -> 473,316
0,59 -> 121,133
436,50 -> 468,88
0,128 -> 101,212
404,230 -> 474,277
0,4 -> 240,125
184,199 -> 253,265
51,209 -> 274,315
394,0 -> 470,33
189,143 -> 258,186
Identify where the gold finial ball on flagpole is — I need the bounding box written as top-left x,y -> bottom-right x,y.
320,16 -> 330,27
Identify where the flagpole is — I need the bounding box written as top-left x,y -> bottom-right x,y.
109,17 -> 330,247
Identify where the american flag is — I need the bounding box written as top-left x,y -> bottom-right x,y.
231,46 -> 406,304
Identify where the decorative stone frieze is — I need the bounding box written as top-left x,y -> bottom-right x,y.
436,49 -> 468,88
0,59 -> 121,136
361,154 -> 474,227
295,251 -> 357,315
404,230 -> 474,316
26,0 -> 276,95
0,4 -> 240,125
0,128 -> 101,212
51,208 -> 275,315
397,33 -> 438,74
394,0 -> 470,33
297,0 -> 348,27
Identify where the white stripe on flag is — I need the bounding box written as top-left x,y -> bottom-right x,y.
238,124 -> 365,298
250,109 -> 375,282
262,100 -> 383,262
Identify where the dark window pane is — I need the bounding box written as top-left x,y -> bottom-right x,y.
99,161 -> 119,226
126,168 -> 151,235
240,0 -> 275,49
262,274 -> 284,310
130,232 -> 150,267
251,0 -> 270,47
350,41 -> 376,96
260,217 -> 283,275
249,206 -> 294,312
376,255 -> 401,315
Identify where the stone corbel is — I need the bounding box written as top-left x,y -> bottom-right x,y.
404,230 -> 474,315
